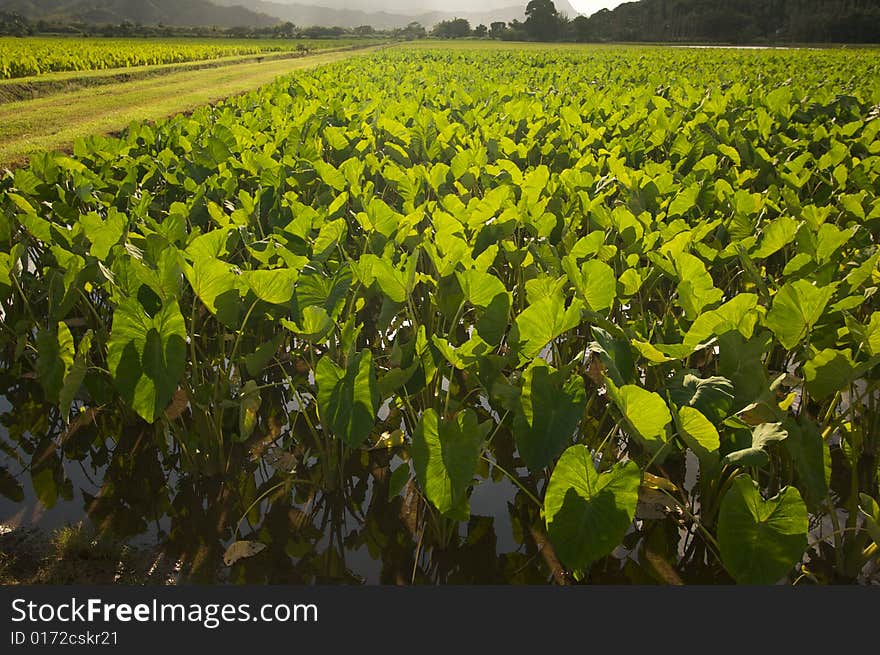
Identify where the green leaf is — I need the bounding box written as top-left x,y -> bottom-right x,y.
316,350 -> 378,448
580,259 -> 616,312
241,268 -> 301,305
238,380 -> 261,442
667,372 -> 734,423
783,417 -> 829,511
243,333 -> 284,378
457,269 -> 506,308
667,183 -> 700,218
674,252 -> 723,321
511,292 -> 583,360
282,305 -> 334,343
544,446 -> 640,570
412,408 -> 487,521
766,280 -> 835,350
717,476 -> 808,584
674,406 -> 720,456
107,299 -> 186,424
865,312 -> 880,356
313,160 -> 347,191
803,348 -> 856,400
36,322 -> 75,402
182,256 -> 242,324
752,216 -> 798,259
80,209 -> 126,259
606,382 -> 671,454
513,360 -> 586,471
388,463 -> 411,499
58,329 -> 92,421
722,422 -> 788,468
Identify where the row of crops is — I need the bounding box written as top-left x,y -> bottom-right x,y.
0,37 -> 362,80
0,46 -> 879,583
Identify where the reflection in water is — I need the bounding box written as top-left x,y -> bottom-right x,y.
0,376 -> 553,584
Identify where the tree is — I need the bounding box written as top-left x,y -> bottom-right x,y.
489,21 -> 506,38
394,22 -> 427,40
474,24 -> 488,37
432,18 -> 471,39
524,0 -> 561,41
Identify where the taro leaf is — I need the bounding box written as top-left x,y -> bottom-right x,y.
58,329 -> 92,422
606,381 -> 671,454
803,348 -> 856,400
388,463 -> 411,500
244,332 -> 285,378
457,269 -> 507,308
238,380 -> 261,442
667,372 -> 734,423
717,476 -> 808,584
282,305 -> 334,343
313,218 -> 347,260
80,209 -> 125,259
223,541 -> 267,566
513,360 -> 586,471
588,326 -> 635,386
722,422 -> 788,468
475,292 -> 510,346
544,446 -> 640,570
783,417 -> 829,511
107,298 -> 186,424
510,292 -> 583,361
675,252 -> 723,320
684,293 -> 759,348
354,254 -> 408,303
865,312 -> 880,356
36,322 -> 74,402
674,406 -> 720,458
241,268 -> 300,305
718,331 -> 773,410
412,408 -> 488,521
316,350 -> 378,448
766,280 -> 835,350
565,259 -> 616,312
858,494 -> 880,546
182,255 -> 242,325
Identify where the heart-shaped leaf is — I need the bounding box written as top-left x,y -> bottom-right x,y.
316,350 -> 378,448
717,475 -> 808,584
544,446 -> 640,571
412,408 -> 489,521
513,360 -> 586,471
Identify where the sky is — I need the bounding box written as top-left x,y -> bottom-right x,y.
567,1 -> 626,16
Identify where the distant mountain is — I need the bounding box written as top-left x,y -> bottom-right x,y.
569,0 -> 880,43
0,0 -> 280,27
212,0 -> 583,29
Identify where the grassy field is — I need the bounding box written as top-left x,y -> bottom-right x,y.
0,44 -> 388,167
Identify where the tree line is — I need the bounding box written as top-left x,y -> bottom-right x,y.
0,11 -> 425,40
3,0 -> 877,43
433,0 -> 880,43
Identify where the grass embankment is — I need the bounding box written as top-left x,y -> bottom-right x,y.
0,43 -> 388,168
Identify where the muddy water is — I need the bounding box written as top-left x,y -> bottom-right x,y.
0,378 -> 549,584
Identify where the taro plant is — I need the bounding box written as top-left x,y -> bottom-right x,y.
0,45 -> 878,583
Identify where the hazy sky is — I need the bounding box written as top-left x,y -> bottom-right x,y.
567,1 -> 626,15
